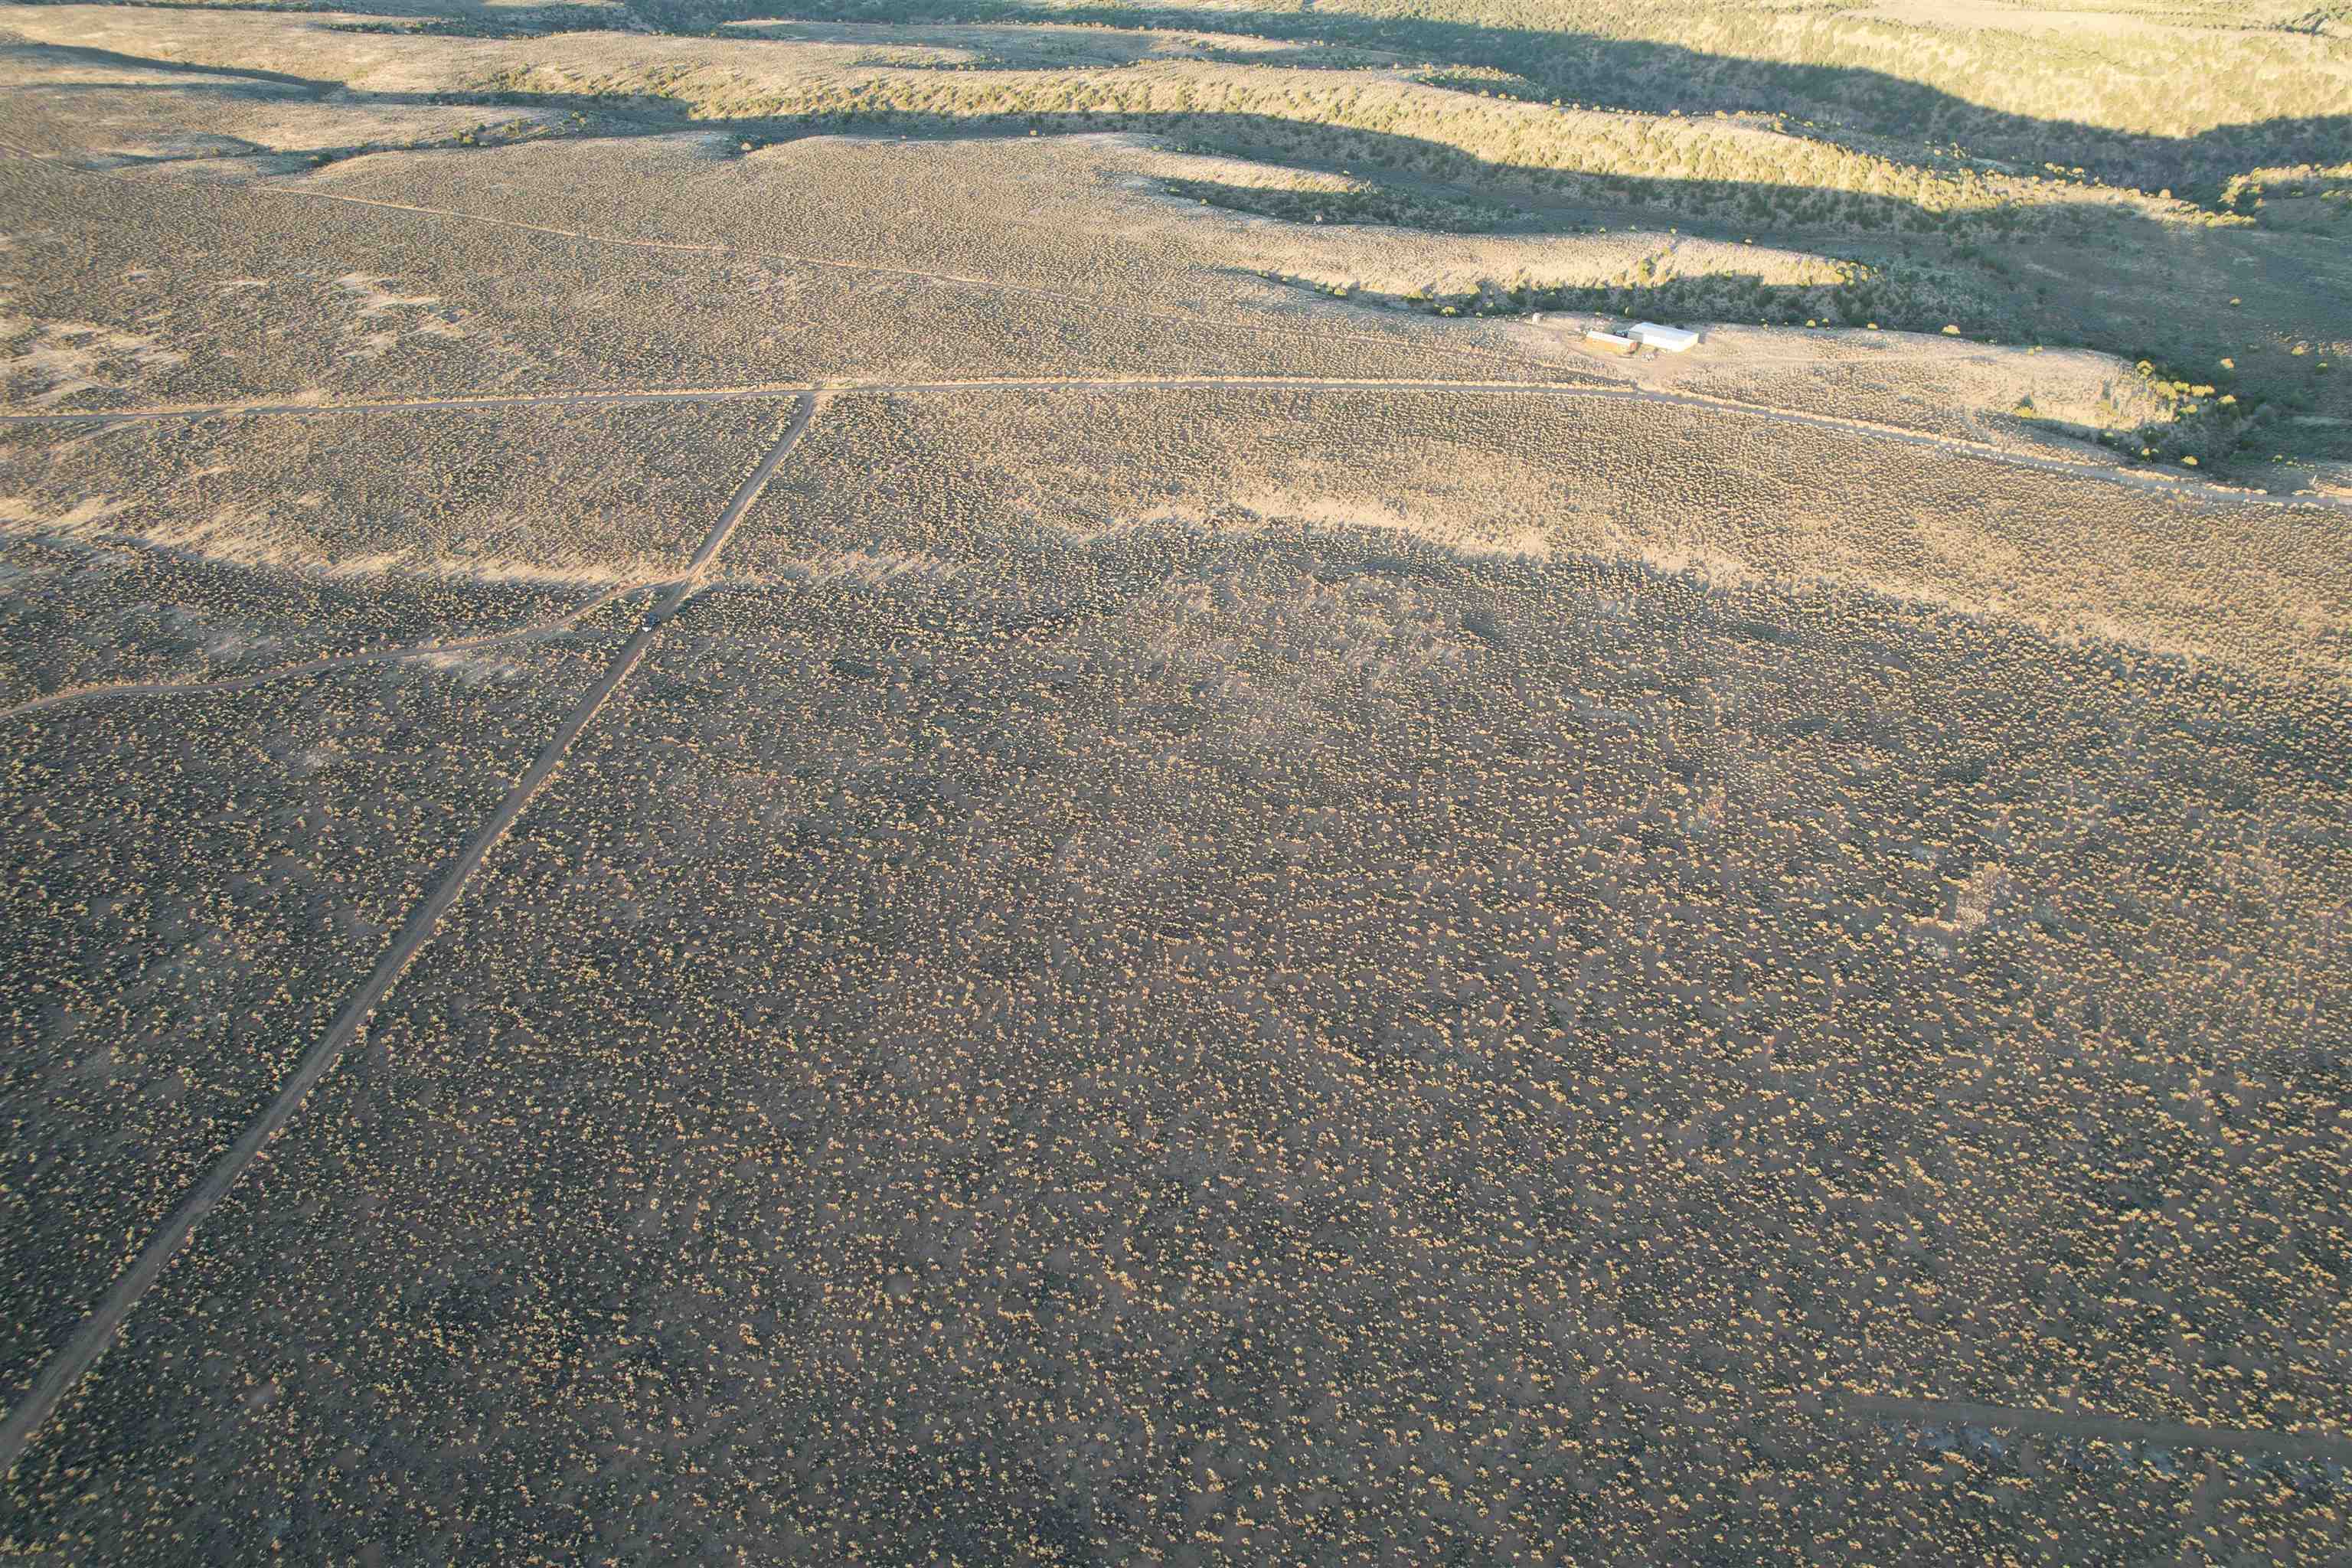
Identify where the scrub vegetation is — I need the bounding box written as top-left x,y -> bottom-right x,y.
0,0 -> 2346,1562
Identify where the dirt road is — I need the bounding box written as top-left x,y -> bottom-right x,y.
1,374 -> 2322,511
0,394 -> 818,1478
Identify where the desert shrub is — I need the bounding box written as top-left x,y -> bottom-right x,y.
636,0 -> 2352,198
2223,162 -> 2352,233
2096,361 -> 2265,466
476,59 -> 2141,237
1161,175 -> 1510,231
1303,250 -> 2004,341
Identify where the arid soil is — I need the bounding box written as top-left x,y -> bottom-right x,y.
2,2 -> 2347,1563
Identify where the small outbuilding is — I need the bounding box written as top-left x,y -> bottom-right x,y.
1583,330 -> 1638,354
1627,322 -> 1700,353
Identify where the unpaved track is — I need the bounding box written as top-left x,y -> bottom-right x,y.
6,124 -> 2346,1494
6,360 -> 2310,724
0,576 -> 671,724
0,385 -> 808,423
0,139 -> 1566,380
670,394 -> 815,583
5,388 -> 2344,1485
2,141 -> 2321,513
1852,1396 -> 2352,1465
0,394 -> 818,1479
1,374 -> 2325,512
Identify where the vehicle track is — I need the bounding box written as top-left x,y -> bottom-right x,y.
6,127 -> 2347,1497
0,576 -> 671,724
0,139 -> 1576,382
1,373 -> 2328,512
23,353 -> 2279,725
13,136 -> 2322,513
5,392 -> 2345,1491
1852,1395 -> 2352,1465
0,394 -> 818,1480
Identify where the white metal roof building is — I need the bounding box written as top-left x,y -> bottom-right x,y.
1627,322 -> 1700,352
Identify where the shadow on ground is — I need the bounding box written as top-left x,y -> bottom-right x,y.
3,28 -> 2342,469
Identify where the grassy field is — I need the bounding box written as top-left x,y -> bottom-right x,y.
1,1 -> 2347,1562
